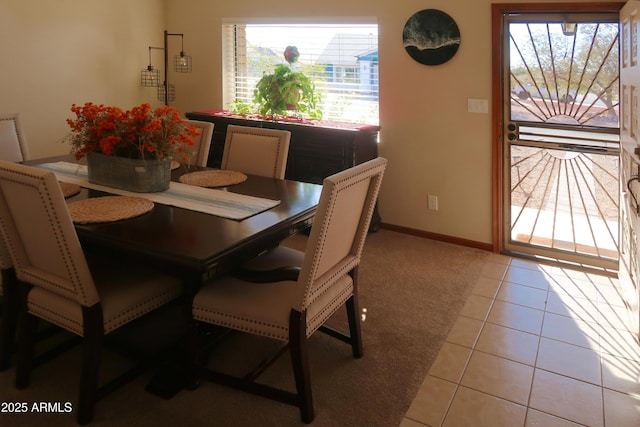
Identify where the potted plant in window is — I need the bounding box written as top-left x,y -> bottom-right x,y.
253,46 -> 322,119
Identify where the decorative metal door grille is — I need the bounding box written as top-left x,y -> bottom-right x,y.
504,16 -> 620,270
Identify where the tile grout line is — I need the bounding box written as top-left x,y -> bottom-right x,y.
597,283 -> 607,427
522,265 -> 552,426
437,258 -> 512,426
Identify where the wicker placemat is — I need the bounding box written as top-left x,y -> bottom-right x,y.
178,170 -> 248,188
171,160 -> 180,170
68,196 -> 154,224
59,181 -> 81,198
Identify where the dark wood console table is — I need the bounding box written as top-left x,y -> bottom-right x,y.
185,110 -> 382,229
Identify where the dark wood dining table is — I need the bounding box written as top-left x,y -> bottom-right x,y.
24,156 -> 323,397
29,156 -> 323,290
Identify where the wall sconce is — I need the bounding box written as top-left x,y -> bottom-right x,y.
141,31 -> 192,105
141,47 -> 162,87
174,36 -> 192,73
141,65 -> 160,87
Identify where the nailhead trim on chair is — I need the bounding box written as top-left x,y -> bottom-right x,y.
29,286 -> 182,335
0,179 -> 74,302
103,289 -> 182,333
184,120 -> 214,167
9,170 -> 98,306
306,284 -> 353,337
0,114 -> 29,161
28,301 -> 84,335
302,160 -> 384,309
193,280 -> 353,341
193,310 -> 289,340
231,131 -> 284,178
225,128 -> 289,178
304,258 -> 356,310
42,181 -> 96,305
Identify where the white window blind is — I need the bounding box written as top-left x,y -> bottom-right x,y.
222,21 -> 379,125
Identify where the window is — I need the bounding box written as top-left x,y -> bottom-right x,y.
222,20 -> 379,125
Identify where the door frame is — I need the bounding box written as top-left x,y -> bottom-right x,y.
491,2 -> 626,254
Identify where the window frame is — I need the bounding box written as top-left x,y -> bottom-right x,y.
221,17 -> 379,125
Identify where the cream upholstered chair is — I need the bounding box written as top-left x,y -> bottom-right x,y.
0,161 -> 183,425
190,157 -> 387,422
0,113 -> 30,162
221,125 -> 291,179
185,119 -> 214,167
0,113 -> 29,371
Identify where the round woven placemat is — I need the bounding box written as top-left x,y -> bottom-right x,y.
59,181 -> 81,198
170,160 -> 180,170
178,170 -> 248,188
68,196 -> 154,224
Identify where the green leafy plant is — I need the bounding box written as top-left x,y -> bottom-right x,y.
253,63 -> 322,119
229,99 -> 254,115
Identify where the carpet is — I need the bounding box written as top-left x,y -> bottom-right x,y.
0,229 -> 490,426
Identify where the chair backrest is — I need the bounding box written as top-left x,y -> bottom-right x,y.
0,113 -> 30,162
221,125 -> 291,179
296,157 -> 387,311
185,119 -> 214,167
0,161 -> 98,306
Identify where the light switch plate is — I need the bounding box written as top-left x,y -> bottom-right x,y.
468,98 -> 489,114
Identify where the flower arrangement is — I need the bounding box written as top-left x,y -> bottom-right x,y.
66,102 -> 199,162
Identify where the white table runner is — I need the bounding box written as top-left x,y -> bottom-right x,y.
38,162 -> 280,220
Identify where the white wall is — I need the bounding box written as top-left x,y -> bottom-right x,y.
0,0 -> 621,247
0,0 -> 165,158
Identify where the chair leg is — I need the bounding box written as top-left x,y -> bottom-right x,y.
0,268 -> 19,371
15,312 -> 37,389
289,309 -> 314,423
346,295 -> 363,359
185,277 -> 201,390
186,321 -> 202,390
347,268 -> 363,358
77,305 -> 104,425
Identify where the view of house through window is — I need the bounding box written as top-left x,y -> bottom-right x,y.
222,22 -> 379,125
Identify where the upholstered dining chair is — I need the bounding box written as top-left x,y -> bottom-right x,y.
190,157 -> 387,423
0,113 -> 30,162
0,161 -> 184,425
221,125 -> 291,179
0,113 -> 29,371
185,119 -> 214,167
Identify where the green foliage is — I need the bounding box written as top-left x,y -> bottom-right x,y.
229,99 -> 255,115
253,64 -> 322,119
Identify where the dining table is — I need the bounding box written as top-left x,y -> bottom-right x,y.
28,155 -> 322,290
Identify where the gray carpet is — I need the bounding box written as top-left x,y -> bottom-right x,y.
0,229 -> 490,426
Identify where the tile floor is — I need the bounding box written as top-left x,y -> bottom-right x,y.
400,254 -> 640,427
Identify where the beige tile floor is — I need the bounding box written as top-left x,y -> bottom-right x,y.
401,254 -> 640,427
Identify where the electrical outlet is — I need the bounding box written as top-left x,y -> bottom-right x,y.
428,195 -> 438,211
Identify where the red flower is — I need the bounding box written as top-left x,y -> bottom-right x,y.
66,102 -> 199,161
